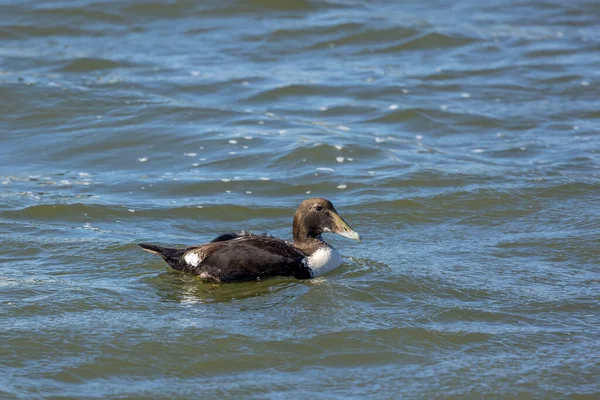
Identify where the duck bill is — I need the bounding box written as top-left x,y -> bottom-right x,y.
330,212 -> 362,242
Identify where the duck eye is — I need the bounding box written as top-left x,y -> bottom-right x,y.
315,205 -> 323,212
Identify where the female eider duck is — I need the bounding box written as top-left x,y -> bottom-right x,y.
139,198 -> 361,282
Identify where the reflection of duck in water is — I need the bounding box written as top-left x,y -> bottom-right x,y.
139,198 -> 361,283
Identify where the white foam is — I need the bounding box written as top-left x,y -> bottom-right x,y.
336,157 -> 345,163
337,125 -> 350,131
337,184 -> 347,189
138,157 -> 149,162
229,139 -> 237,144
388,104 -> 399,110
184,153 -> 197,157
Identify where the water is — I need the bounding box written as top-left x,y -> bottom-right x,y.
1,0 -> 599,398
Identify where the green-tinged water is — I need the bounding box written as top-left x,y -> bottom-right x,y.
1,0 -> 599,398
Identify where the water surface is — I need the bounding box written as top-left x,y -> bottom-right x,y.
1,0 -> 599,398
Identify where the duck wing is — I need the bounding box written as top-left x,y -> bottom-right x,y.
139,231 -> 260,271
209,230 -> 265,243
181,235 -> 311,282
138,239 -> 231,274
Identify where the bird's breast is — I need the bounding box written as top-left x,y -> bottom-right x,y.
306,246 -> 342,277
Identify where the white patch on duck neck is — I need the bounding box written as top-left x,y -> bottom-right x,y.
306,246 -> 342,277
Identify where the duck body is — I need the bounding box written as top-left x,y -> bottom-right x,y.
139,198 -> 360,283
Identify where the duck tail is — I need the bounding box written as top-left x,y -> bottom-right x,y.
138,243 -> 185,268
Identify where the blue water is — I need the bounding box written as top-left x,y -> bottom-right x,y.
1,0 -> 599,398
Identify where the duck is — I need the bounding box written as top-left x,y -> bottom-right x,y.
139,198 -> 361,282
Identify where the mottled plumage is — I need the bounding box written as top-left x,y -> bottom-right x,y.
139,198 -> 361,282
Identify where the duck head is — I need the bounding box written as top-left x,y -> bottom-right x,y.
292,198 -> 361,244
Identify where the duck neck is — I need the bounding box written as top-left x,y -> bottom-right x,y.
293,216 -> 325,256
294,235 -> 326,256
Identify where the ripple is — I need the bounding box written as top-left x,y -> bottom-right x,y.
146,272 -> 302,305
245,83 -> 339,102
373,31 -> 478,53
0,24 -> 91,39
2,0 -> 599,398
58,58 -> 131,73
